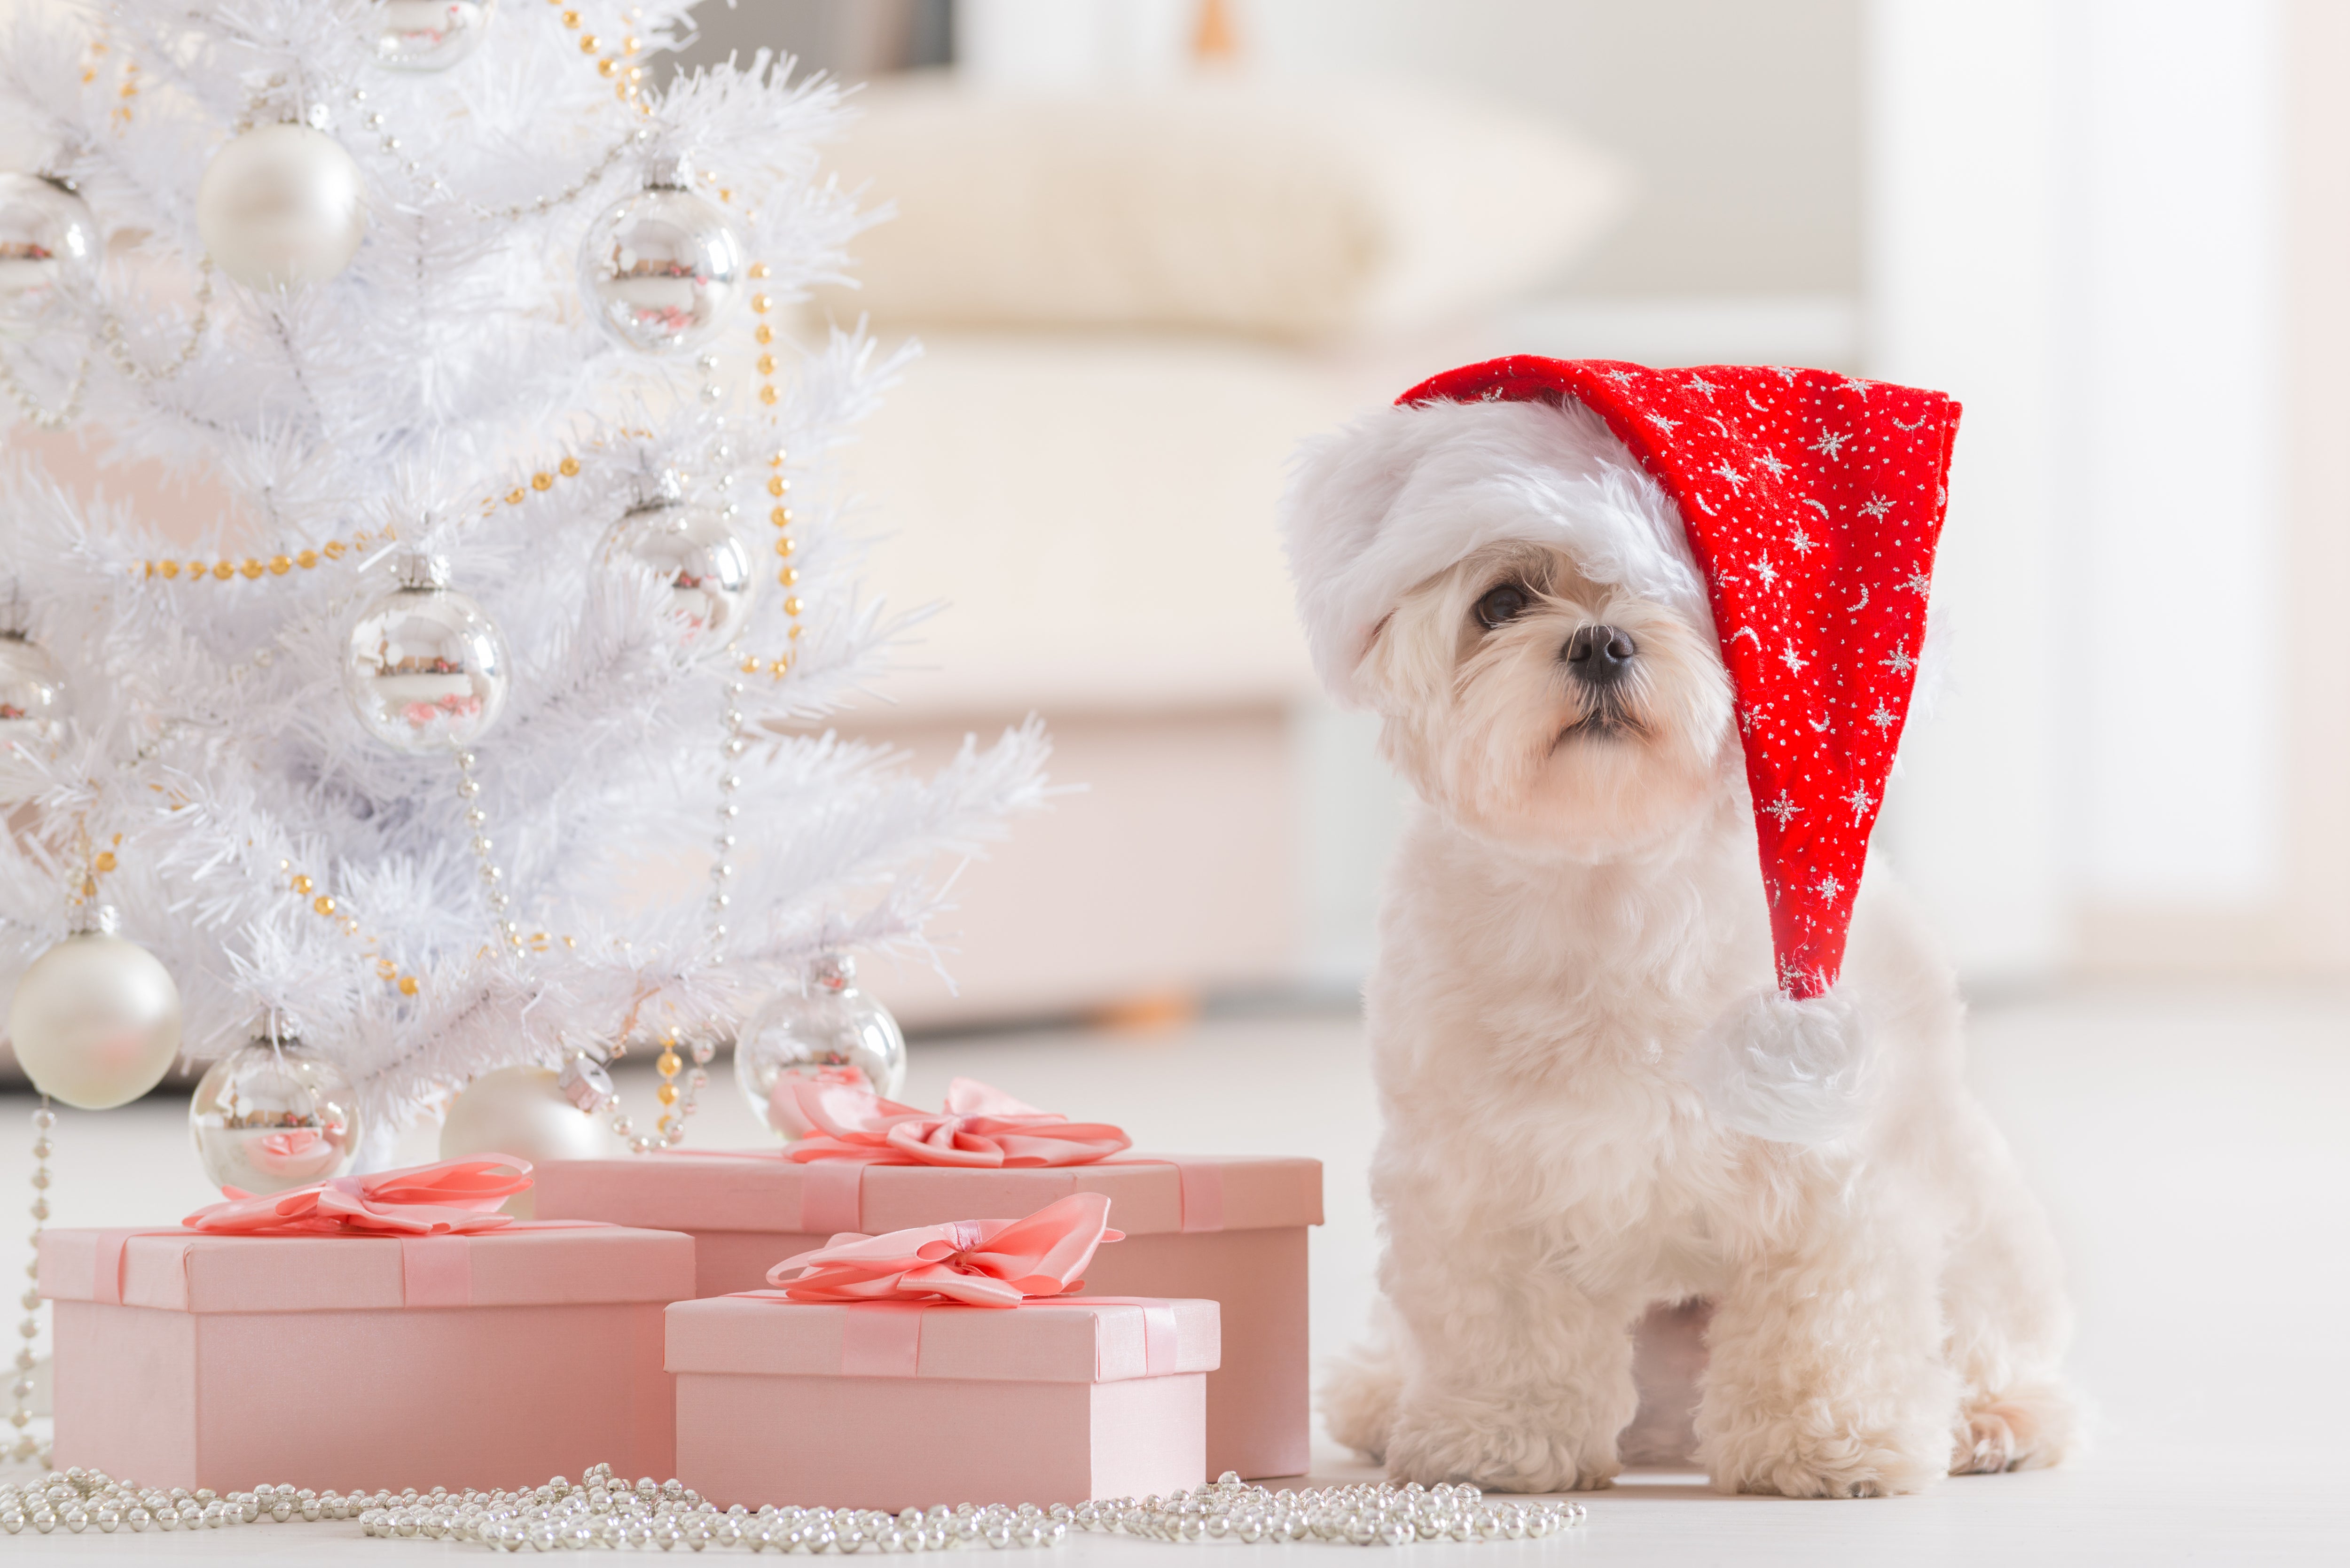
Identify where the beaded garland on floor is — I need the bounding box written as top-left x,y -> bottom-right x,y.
0,1463 -> 1587,1549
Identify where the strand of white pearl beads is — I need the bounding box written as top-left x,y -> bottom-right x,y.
6,1096 -> 51,1465
0,1462 -> 1585,1545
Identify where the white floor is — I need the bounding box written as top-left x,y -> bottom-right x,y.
4,983 -> 2348,1563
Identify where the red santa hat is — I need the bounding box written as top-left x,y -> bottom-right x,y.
1285,357 -> 1958,1129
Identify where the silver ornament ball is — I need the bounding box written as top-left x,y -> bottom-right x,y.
8,908 -> 182,1111
196,122 -> 366,290
343,553 -> 510,753
374,0 -> 497,71
188,1021 -> 363,1194
0,630 -> 70,753
601,484 -> 761,659
441,1064 -> 622,1191
0,172 -> 98,321
578,162 -> 748,354
735,955 -> 907,1140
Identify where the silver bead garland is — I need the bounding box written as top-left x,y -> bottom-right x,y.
0,1463 -> 1585,1547
97,257 -> 213,384
456,746 -> 524,954
6,1098 -> 51,1467
0,348 -> 88,429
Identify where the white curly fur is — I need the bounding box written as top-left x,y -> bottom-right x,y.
1285,396 -> 2077,1497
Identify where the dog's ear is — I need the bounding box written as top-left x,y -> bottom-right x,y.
1351,591 -> 1466,720
1280,404 -> 1460,710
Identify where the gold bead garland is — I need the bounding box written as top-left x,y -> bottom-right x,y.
127,444 -> 610,583
276,857 -> 423,996
134,525 -> 394,584
478,452 -> 586,517
548,0 -> 648,106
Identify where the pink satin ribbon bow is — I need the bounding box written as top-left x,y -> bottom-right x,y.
180,1155 -> 533,1237
762,1192 -> 1124,1308
783,1076 -> 1132,1169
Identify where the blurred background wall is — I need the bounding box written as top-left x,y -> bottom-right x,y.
661,0 -> 2350,1029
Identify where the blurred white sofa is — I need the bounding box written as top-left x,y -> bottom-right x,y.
809,75 -> 1632,1026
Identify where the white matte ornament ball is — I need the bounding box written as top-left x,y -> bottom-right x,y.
601,494 -> 761,659
578,169 -> 749,354
188,1027 -> 364,1194
735,955 -> 907,1140
7,915 -> 182,1111
441,1065 -> 621,1178
342,554 -> 510,753
0,172 -> 99,320
196,123 -> 366,290
374,0 -> 497,71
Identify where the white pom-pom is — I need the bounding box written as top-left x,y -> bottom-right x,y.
1687,988 -> 1873,1146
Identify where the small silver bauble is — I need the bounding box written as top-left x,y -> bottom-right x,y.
0,630 -> 70,748
735,955 -> 907,1140
441,1063 -> 621,1201
343,552 -> 510,753
188,1017 -> 363,1193
7,906 -> 182,1111
374,0 -> 497,71
554,1051 -> 615,1112
0,172 -> 98,320
196,122 -> 366,289
601,474 -> 760,658
578,158 -> 749,354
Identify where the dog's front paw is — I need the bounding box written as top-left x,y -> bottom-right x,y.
1386,1395 -> 1617,1494
1699,1397 -> 1948,1498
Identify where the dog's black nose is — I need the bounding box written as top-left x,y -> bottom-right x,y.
1565,624 -> 1637,682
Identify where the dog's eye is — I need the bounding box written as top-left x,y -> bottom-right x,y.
1474,584 -> 1530,630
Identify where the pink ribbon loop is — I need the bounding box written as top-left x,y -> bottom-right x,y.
180,1155 -> 534,1237
783,1077 -> 1133,1170
761,1192 -> 1124,1308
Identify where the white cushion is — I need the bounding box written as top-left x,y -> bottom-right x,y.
834,328 -> 1501,718
818,75 -> 1629,342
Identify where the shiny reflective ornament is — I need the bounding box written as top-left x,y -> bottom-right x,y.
374,0 -> 496,71
601,474 -> 760,657
343,552 -> 510,753
7,906 -> 181,1111
188,1018 -> 363,1194
0,629 -> 70,755
735,955 -> 907,1140
440,1064 -> 621,1186
196,122 -> 366,289
578,158 -> 748,354
0,172 -> 98,321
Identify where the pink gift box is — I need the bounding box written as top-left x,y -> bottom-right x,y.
534,1153 -> 1322,1480
667,1295 -> 1220,1510
38,1223 -> 694,1494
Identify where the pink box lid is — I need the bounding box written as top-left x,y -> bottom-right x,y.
665,1295 -> 1221,1384
534,1153 -> 1322,1238
38,1224 -> 696,1313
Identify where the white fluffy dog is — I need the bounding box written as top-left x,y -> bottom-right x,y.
1289,390 -> 2076,1498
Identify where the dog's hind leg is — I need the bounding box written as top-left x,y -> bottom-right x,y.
1321,1299 -> 1407,1463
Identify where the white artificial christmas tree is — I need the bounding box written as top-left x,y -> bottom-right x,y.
0,1 -> 1047,1170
